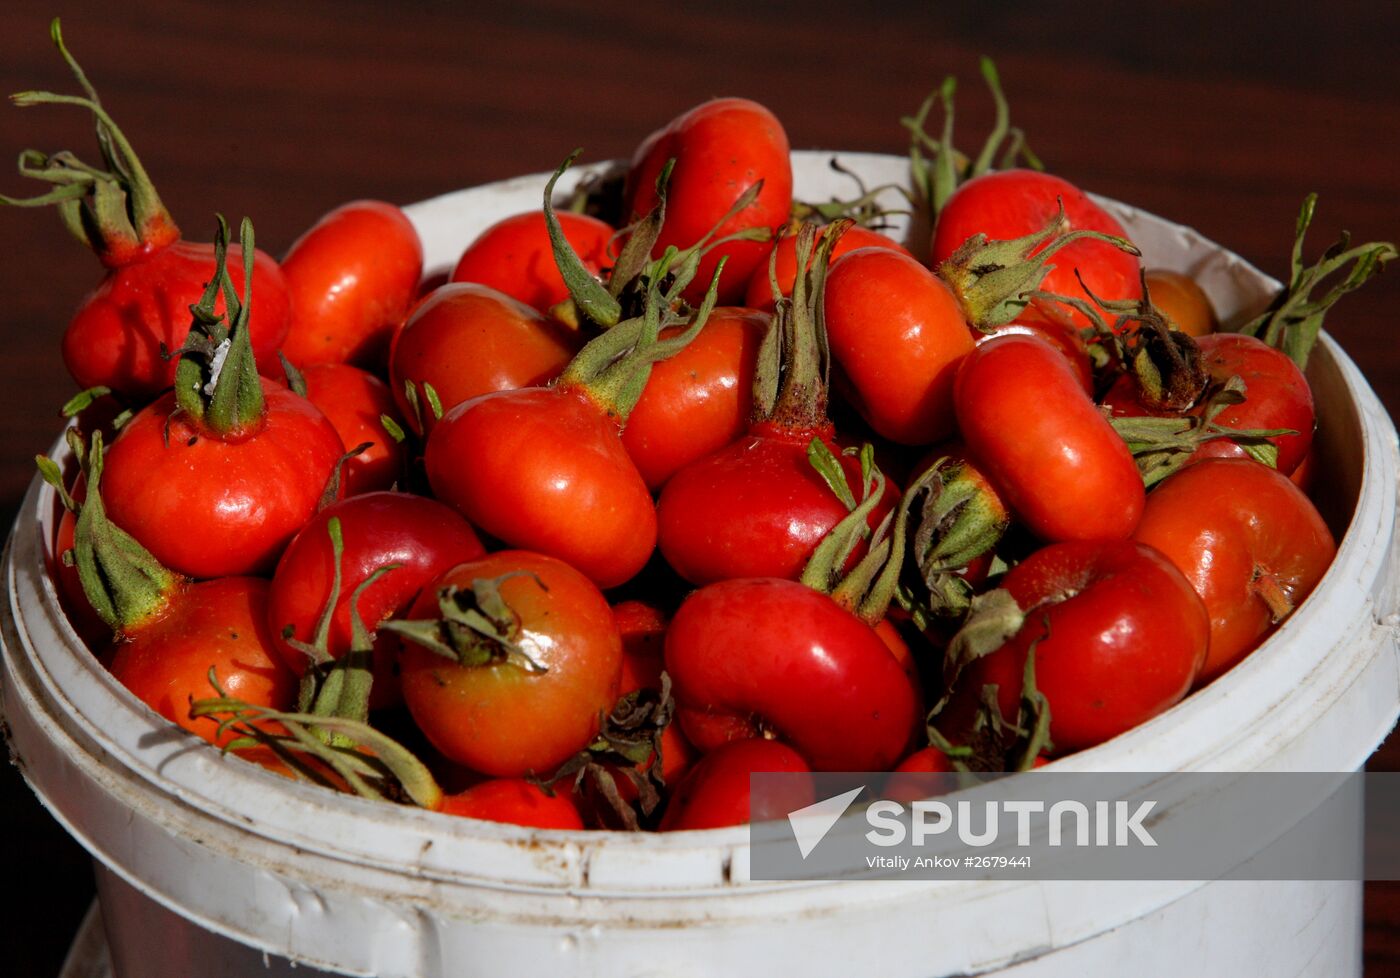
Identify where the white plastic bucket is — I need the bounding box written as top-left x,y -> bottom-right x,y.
3,153 -> 1397,978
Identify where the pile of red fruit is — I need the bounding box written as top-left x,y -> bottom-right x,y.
12,26 -> 1395,832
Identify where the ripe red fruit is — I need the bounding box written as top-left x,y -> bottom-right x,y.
665,577 -> 920,771
64,240 -> 291,400
438,779 -> 585,830
932,169 -> 1142,328
267,492 -> 486,708
625,97 -> 793,305
396,551 -> 623,777
1132,458 -> 1335,681
427,385 -> 658,589
621,307 -> 769,490
950,540 -> 1209,753
279,200 -> 423,369
954,333 -> 1145,541
823,247 -> 977,445
300,363 -> 407,495
744,224 -> 912,313
103,379 -> 344,578
108,577 -> 297,748
451,210 -> 614,314
389,282 -> 581,435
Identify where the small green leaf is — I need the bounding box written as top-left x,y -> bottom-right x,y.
421,382 -> 443,421
379,414 -> 406,444
806,437 -> 857,510
61,385 -> 111,417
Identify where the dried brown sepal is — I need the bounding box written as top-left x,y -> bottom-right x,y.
536,675 -> 677,831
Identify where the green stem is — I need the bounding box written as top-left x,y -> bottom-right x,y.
3,19 -> 177,259
752,220 -> 850,428
379,573 -> 549,675
172,216 -> 266,435
37,431 -> 181,636
1233,193 -> 1397,370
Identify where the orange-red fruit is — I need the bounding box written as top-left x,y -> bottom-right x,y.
451,210 -> 615,314
625,97 -> 793,305
1132,458 -> 1335,682
622,307 -> 769,489
426,386 -> 657,589
931,169 -> 1141,330
1144,268 -> 1217,336
280,200 -> 423,368
398,551 -> 623,777
659,738 -> 813,831
824,247 -> 978,445
107,577 -> 296,748
101,380 -> 346,578
64,240 -> 291,402
954,334 -> 1145,541
267,492 -> 486,710
389,282 -> 581,435
955,541 -> 1209,753
301,363 -> 406,495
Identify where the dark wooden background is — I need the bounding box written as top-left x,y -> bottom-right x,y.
1,1 -> 1397,974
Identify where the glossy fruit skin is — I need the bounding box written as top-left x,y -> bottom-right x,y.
1103,333 -> 1314,476
657,422 -> 890,586
451,210 -> 614,313
1133,458 -> 1335,682
621,307 -> 769,489
389,282 -> 580,435
955,334 -> 1145,541
107,577 -> 296,748
665,577 -> 920,770
932,169 -> 1141,328
63,239 -> 291,401
824,247 -> 978,445
1191,333 -> 1314,474
743,225 -> 913,313
426,385 -> 657,589
659,738 -> 813,831
101,379 -> 345,578
280,200 -> 423,369
438,778 -> 585,829
1144,268 -> 1217,336
956,541 -> 1209,753
302,363 -> 406,495
999,300 -> 1096,395
267,492 -> 486,708
399,551 -> 623,777
625,98 -> 793,305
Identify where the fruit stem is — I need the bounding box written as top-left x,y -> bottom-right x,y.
172,216 -> 266,436
752,220 -> 851,430
1252,571 -> 1295,623
938,202 -> 1141,331
1,19 -> 178,264
1233,193 -> 1397,370
379,573 -> 550,675
37,430 -> 182,636
193,671 -> 444,810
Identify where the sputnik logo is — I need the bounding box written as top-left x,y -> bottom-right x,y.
787,787 -> 864,858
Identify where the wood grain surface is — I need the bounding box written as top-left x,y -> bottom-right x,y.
1,1 -> 1397,974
